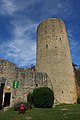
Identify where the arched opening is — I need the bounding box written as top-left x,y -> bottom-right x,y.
0,77 -> 6,109
3,93 -> 11,107
46,44 -> 48,49
0,77 -> 11,108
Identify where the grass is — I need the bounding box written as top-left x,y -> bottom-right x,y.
0,104 -> 80,120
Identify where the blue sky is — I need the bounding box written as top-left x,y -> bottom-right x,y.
0,0 -> 80,68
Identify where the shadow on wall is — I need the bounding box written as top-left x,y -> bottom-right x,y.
0,77 -> 11,109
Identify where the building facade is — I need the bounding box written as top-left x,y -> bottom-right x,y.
0,18 -> 78,107
0,59 -> 50,108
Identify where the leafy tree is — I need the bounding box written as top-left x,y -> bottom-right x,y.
72,63 -> 79,70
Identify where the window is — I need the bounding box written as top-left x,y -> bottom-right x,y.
47,36 -> 49,38
46,44 -> 48,49
36,84 -> 38,87
59,38 -> 62,40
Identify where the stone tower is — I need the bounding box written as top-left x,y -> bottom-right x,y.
36,18 -> 77,104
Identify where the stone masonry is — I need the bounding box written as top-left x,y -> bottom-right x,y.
36,18 -> 77,104
0,59 -> 51,106
0,18 -> 78,106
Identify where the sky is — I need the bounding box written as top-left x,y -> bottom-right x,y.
0,0 -> 80,68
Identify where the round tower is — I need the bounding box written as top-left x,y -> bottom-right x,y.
36,18 -> 77,104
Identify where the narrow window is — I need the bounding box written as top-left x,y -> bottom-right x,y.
46,44 -> 48,49
36,84 -> 38,87
59,38 -> 62,40
47,36 -> 49,38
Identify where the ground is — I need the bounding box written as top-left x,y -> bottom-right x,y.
0,104 -> 80,120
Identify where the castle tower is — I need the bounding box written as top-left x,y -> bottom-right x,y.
36,18 -> 77,104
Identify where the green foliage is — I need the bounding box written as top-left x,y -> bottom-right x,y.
13,102 -> 32,110
72,63 -> 78,70
75,69 -> 80,81
27,92 -> 34,105
0,104 -> 80,120
77,96 -> 80,104
32,87 -> 54,108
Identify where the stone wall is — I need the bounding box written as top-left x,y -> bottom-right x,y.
0,18 -> 78,106
74,70 -> 80,97
36,18 -> 77,104
0,59 -> 50,106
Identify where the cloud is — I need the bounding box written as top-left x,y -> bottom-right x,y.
0,0 -> 79,67
37,0 -> 73,19
0,0 -> 41,16
67,29 -> 78,49
0,20 -> 38,67
67,29 -> 80,65
0,0 -> 73,18
0,0 -> 18,15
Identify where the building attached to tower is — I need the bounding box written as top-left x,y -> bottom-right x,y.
0,18 -> 77,108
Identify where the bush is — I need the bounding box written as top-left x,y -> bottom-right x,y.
32,87 -> 54,108
77,96 -> 80,104
13,102 -> 32,111
27,92 -> 34,105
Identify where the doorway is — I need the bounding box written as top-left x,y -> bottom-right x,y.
0,83 -> 5,109
0,77 -> 6,109
0,88 -> 3,109
4,93 -> 11,107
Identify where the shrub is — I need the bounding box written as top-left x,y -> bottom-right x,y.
13,102 -> 32,111
32,87 -> 54,108
77,96 -> 80,104
27,92 -> 34,105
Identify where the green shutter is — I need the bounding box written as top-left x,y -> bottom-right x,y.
13,80 -> 19,88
